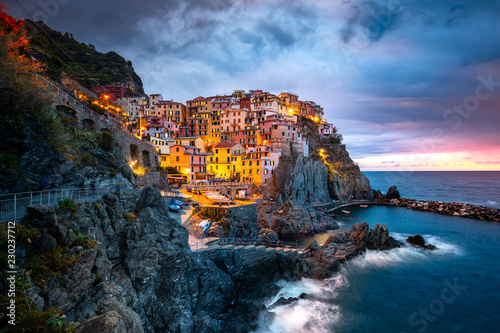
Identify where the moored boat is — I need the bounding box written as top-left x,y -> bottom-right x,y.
342,210 -> 353,214
168,203 -> 180,212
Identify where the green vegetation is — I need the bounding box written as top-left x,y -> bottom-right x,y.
24,20 -> 144,95
72,228 -> 97,249
0,222 -> 76,331
57,199 -> 78,218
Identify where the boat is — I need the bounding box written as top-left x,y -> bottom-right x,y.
186,187 -> 192,192
171,198 -> 186,207
342,210 -> 353,214
329,214 -> 339,218
199,219 -> 212,232
203,220 -> 212,233
168,203 -> 180,212
360,205 -> 369,208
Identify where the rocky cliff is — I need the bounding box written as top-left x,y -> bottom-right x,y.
259,156 -> 339,237
10,187 -> 298,332
299,222 -> 403,279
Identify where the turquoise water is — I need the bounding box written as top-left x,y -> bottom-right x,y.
256,172 -> 500,333
365,171 -> 500,209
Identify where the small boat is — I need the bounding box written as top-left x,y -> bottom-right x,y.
203,220 -> 212,233
171,199 -> 185,207
199,219 -> 211,232
342,210 -> 353,214
168,203 -> 180,212
329,214 -> 339,218
359,205 -> 369,208
186,187 -> 192,192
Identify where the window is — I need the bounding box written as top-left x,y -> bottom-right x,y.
242,161 -> 245,166
282,132 -> 285,136
176,147 -> 179,152
215,149 -> 218,154
176,156 -> 179,162
227,149 -> 230,154
216,165 -> 219,170
227,165 -> 230,170
249,161 -> 252,166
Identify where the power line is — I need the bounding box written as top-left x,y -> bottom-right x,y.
14,0 -> 110,94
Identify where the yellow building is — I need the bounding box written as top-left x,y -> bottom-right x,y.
207,142 -> 244,179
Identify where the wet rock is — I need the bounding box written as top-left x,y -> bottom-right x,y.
299,223 -> 404,279
407,235 -> 437,250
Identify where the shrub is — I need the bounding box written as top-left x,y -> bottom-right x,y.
57,199 -> 78,218
98,131 -> 114,151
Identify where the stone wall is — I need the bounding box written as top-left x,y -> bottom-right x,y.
194,203 -> 258,238
271,139 -> 303,157
136,171 -> 161,187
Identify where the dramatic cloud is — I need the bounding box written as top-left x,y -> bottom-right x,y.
4,0 -> 500,170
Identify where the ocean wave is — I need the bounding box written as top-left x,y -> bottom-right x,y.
391,232 -> 465,256
257,277 -> 344,333
342,247 -> 430,272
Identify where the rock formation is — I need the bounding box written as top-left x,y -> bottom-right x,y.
407,235 -> 437,250
19,187 -> 299,332
298,223 -> 403,279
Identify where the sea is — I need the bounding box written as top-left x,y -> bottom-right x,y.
255,171 -> 500,333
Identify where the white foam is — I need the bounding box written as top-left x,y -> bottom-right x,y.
257,276 -> 346,333
392,233 -> 465,257
259,299 -> 340,333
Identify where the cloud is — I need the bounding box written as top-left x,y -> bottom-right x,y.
4,0 -> 500,169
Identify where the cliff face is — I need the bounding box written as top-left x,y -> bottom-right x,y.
259,156 -> 338,237
18,187 -> 297,332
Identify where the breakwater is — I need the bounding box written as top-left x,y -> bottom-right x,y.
383,198 -> 500,223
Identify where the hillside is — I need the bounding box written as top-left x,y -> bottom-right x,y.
23,20 -> 144,96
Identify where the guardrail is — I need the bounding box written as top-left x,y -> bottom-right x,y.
217,237 -> 297,249
0,187 -> 113,223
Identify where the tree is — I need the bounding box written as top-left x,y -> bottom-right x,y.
0,6 -> 49,130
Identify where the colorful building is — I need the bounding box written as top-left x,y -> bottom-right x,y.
207,142 -> 245,179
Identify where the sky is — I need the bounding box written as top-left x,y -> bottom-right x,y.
4,0 -> 500,171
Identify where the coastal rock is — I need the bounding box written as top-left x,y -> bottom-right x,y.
258,200 -> 339,237
407,235 -> 437,250
386,186 -> 401,200
299,223 -> 403,279
383,198 -> 500,222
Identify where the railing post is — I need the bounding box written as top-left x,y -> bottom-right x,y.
30,192 -> 33,205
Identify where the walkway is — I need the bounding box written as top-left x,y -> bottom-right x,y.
0,187 -> 113,223
170,202 -> 298,256
312,200 -> 375,213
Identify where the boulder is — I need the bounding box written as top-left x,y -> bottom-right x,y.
34,232 -> 57,253
386,186 -> 401,200
26,204 -> 58,227
406,235 -> 437,250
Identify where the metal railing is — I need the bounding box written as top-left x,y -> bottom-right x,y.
0,187 -> 113,223
217,237 -> 297,249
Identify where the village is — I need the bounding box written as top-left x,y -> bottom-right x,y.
84,84 -> 337,187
